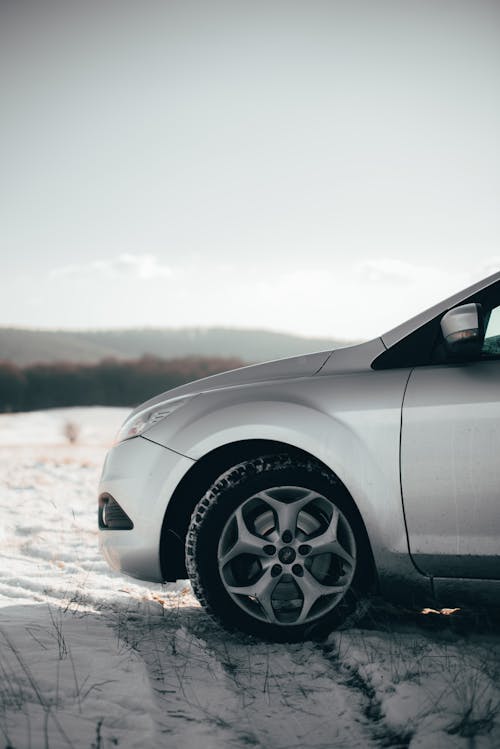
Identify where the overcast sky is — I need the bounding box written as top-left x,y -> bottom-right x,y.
1,0 -> 499,340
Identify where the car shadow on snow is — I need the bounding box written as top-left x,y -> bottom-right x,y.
353,596 -> 500,638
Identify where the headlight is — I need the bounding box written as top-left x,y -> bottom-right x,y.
114,396 -> 194,444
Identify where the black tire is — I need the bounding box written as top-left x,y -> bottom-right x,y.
185,454 -> 371,641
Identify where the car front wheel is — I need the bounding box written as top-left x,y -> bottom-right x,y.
186,454 -> 368,641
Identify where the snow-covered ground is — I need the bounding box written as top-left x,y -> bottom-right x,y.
0,407 -> 499,749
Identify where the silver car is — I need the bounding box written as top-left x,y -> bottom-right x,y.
98,272 -> 500,639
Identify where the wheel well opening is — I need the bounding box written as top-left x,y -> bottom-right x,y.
159,439 -> 377,589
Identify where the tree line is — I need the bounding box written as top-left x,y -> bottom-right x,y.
0,356 -> 244,412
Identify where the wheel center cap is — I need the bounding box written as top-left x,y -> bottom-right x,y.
278,546 -> 296,564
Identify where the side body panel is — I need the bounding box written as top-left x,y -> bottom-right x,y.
145,369 -> 433,603
401,359 -> 500,579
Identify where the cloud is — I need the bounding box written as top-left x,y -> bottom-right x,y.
354,256 -> 500,294
250,259 -> 473,339
49,254 -> 174,280
354,258 -> 450,286
113,254 -> 174,280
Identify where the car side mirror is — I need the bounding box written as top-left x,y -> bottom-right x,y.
440,303 -> 485,359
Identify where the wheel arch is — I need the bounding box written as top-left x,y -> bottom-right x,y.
160,438 -> 377,589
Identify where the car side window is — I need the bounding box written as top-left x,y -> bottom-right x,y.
481,305 -> 500,358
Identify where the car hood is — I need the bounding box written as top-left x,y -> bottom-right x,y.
129,349 -> 333,416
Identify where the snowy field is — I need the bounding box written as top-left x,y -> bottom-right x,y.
0,407 -> 499,749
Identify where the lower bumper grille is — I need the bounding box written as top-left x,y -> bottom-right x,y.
99,494 -> 134,530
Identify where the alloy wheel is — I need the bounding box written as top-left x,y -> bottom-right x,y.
217,485 -> 357,626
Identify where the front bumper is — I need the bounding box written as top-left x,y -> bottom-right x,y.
98,436 -> 194,582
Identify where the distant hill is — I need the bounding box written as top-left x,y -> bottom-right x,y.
0,327 -> 354,366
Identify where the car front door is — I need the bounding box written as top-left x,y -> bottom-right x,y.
400,304 -> 500,579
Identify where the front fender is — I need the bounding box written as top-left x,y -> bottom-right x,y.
145,372 -> 432,603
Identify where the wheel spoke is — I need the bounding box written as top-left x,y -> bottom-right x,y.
308,511 -> 355,569
258,489 -> 317,536
219,505 -> 268,567
295,567 -> 348,624
226,567 -> 278,623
